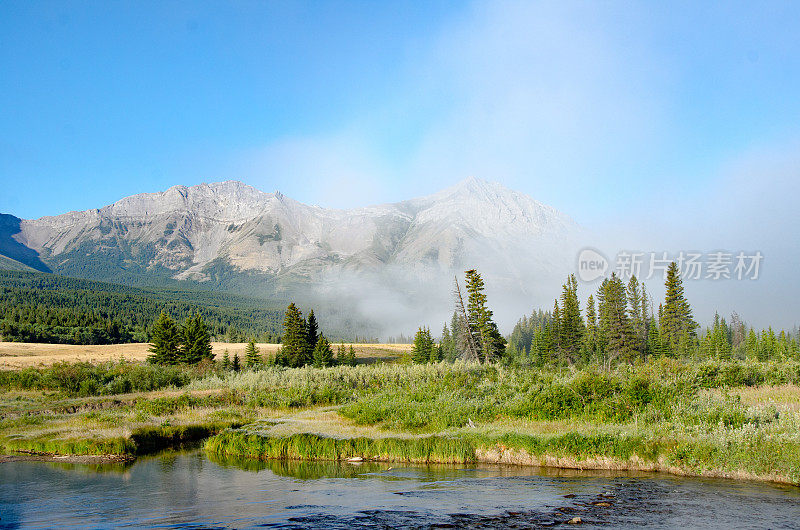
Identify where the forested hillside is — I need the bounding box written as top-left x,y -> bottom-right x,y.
0,271 -> 285,344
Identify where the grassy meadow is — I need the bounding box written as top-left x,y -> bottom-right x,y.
1,358 -> 799,485
0,341 -> 408,369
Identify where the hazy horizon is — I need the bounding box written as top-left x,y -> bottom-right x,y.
2,1 -> 799,331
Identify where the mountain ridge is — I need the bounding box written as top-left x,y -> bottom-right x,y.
2,178 -> 581,331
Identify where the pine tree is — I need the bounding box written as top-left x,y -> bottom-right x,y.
746,328 -> 759,360
585,294 -> 599,362
281,303 -> 308,367
305,310 -> 319,364
245,339 -> 262,368
559,274 -> 584,364
464,269 -> 505,363
180,314 -> 213,364
440,322 -> 457,362
147,312 -> 181,365
646,319 -> 663,357
626,276 -> 645,356
347,344 -> 357,366
597,273 -> 635,368
661,262 -> 698,352
312,335 -> 335,367
221,349 -> 231,370
431,342 -> 444,363
411,327 -> 434,364
551,300 -> 562,358
232,353 -> 241,372
336,343 -> 347,365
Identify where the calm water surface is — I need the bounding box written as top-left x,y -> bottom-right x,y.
1,450 -> 799,528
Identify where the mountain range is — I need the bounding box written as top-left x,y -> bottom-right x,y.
1,178 -> 582,332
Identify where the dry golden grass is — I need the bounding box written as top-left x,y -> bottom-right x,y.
725,384 -> 800,411
251,407 -> 419,440
0,341 -> 412,369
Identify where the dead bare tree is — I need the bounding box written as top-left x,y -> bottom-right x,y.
453,275 -> 480,362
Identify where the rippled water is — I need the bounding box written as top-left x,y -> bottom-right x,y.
1,450 -> 799,528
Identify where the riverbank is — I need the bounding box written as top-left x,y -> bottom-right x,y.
2,359 -> 799,485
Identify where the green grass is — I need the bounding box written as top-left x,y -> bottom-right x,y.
205,431 -> 476,464
3,358 -> 800,484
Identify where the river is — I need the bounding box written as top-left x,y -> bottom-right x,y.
1,450 -> 799,528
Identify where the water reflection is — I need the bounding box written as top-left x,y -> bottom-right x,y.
1,450 -> 798,529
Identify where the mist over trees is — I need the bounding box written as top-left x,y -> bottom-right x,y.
505,263 -> 799,367
275,303 -> 352,368
415,269 -> 505,364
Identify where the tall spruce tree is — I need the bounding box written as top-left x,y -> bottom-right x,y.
551,300 -> 562,358
558,274 -> 584,364
180,314 -> 213,364
336,343 -> 347,365
305,310 -> 319,363
626,276 -> 648,357
646,319 -> 664,357
440,322 -> 457,362
597,273 -> 635,368
221,349 -> 231,370
281,303 -> 308,367
245,339 -> 262,368
463,269 -> 506,363
148,312 -> 181,365
347,344 -> 357,366
312,335 -> 335,367
585,294 -> 599,362
411,327 -> 435,364
660,262 -> 698,352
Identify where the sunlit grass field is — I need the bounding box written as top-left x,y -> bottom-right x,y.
0,342 -> 410,369
1,358 -> 799,484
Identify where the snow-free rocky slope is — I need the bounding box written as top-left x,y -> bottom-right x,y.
4,178 -> 581,321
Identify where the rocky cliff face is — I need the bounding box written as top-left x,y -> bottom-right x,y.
12,178 -> 575,282
6,178 -> 581,329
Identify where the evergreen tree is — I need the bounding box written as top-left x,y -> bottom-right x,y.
347,344 -> 357,366
431,342 -> 444,363
464,269 -> 505,363
147,312 -> 181,365
180,314 -> 213,364
305,309 -> 319,363
597,273 -> 635,367
245,339 -> 262,368
336,343 -> 347,365
646,319 -> 663,357
627,276 -> 645,355
281,303 -> 308,367
746,328 -> 759,360
232,353 -> 241,372
411,327 -> 435,364
440,322 -> 457,362
312,335 -> 335,367
221,349 -> 231,370
551,300 -> 562,359
661,262 -> 698,351
585,295 -> 599,363
558,274 -> 584,363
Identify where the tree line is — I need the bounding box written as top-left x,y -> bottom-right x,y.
274,303 -> 356,368
0,271 -> 283,344
507,262 -> 800,367
147,303 -> 358,369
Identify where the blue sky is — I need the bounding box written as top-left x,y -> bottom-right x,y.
3,0 -> 799,223
2,1 -> 800,326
